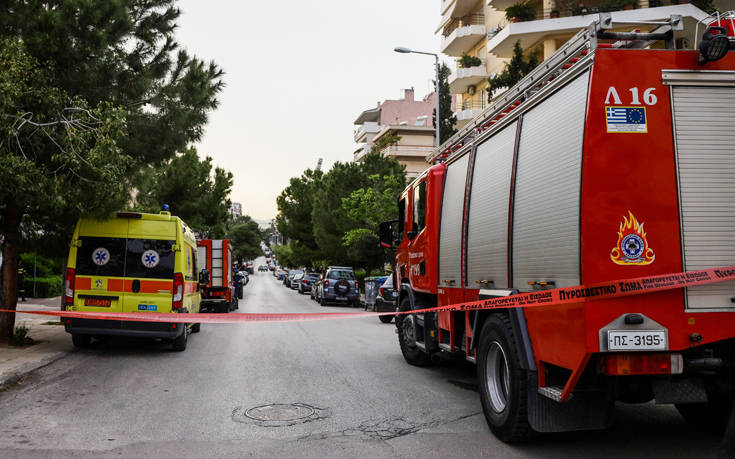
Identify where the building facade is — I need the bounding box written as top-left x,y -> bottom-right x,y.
353,88 -> 436,178
438,0 -> 728,128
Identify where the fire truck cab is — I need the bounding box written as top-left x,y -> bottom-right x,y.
382,14 -> 735,442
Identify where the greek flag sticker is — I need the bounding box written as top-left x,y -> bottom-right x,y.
605,106 -> 647,133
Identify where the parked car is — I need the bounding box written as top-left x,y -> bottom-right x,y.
310,275 -> 323,301
258,265 -> 268,272
276,269 -> 288,280
298,272 -> 320,294
319,266 -> 359,307
374,275 -> 397,323
290,272 -> 304,290
284,269 -> 303,288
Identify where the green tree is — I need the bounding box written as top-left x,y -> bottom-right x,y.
227,216 -> 263,262
0,38 -> 129,340
0,2 -> 224,339
0,1 -> 225,167
433,63 -> 457,145
487,41 -> 540,100
134,148 -> 234,237
275,168 -> 324,267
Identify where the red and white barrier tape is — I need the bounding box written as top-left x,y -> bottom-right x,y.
2,266 -> 735,323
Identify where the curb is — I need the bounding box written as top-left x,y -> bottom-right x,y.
0,348 -> 72,390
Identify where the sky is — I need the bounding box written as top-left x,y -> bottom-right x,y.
175,0 -> 442,222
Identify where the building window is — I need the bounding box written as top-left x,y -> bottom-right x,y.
415,115 -> 428,126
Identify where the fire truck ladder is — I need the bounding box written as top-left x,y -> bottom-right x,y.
428,14 -> 684,165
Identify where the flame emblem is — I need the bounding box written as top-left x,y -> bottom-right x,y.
610,211 -> 655,265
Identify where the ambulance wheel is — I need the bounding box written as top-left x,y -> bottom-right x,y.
72,334 -> 92,348
171,326 -> 187,352
396,297 -> 430,367
191,323 -> 201,333
676,396 -> 733,434
379,314 -> 394,324
477,314 -> 535,443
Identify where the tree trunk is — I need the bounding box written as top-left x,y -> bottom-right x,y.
0,202 -> 22,343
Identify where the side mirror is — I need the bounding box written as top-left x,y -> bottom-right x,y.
378,220 -> 399,249
407,230 -> 417,241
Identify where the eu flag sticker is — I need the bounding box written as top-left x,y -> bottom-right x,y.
605,106 -> 647,133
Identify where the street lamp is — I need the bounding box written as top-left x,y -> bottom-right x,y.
394,46 -> 441,149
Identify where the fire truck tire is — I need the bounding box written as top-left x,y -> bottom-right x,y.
71,334 -> 92,348
217,302 -> 229,314
676,396 -> 733,434
191,323 -> 201,333
171,325 -> 187,352
397,297 -> 430,367
379,314 -> 394,324
477,314 -> 536,443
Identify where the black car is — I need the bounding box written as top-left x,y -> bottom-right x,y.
374,275 -> 397,323
298,272 -> 320,294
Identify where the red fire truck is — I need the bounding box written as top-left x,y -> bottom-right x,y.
197,239 -> 237,313
379,14 -> 735,442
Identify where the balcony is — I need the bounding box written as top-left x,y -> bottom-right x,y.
486,4 -> 709,58
454,98 -> 485,127
381,145 -> 437,158
353,143 -> 371,162
440,13 -> 486,56
353,121 -> 381,143
449,58 -> 488,94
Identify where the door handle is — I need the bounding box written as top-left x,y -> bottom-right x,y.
132,279 -> 141,293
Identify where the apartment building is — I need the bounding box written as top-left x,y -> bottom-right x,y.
353,88 -> 436,178
438,0 -> 729,128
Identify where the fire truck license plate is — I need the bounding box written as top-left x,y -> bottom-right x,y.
608,330 -> 666,351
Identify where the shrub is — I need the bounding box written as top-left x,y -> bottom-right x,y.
11,324 -> 30,346
505,2 -> 538,22
459,54 -> 483,68
22,276 -> 63,298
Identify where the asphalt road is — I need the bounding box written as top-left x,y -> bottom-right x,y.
0,257 -> 725,458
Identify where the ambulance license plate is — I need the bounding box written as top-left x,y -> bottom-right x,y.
84,298 -> 111,307
608,330 -> 666,351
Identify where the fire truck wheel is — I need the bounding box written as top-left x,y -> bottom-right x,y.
477,314 -> 535,443
71,334 -> 92,348
676,396 -> 733,434
397,297 -> 430,366
379,314 -> 394,324
191,323 -> 201,333
171,325 -> 187,352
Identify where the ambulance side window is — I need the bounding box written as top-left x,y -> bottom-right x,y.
190,247 -> 198,281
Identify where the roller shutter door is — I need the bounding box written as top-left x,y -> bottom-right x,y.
512,71 -> 589,290
438,154 -> 470,288
466,122 -> 517,288
673,85 -> 735,310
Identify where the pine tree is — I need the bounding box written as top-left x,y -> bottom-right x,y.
433,63 -> 457,145
487,41 -> 540,100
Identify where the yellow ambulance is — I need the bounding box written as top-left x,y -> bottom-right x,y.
63,209 -> 201,351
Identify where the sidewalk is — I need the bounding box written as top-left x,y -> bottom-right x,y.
0,297 -> 73,388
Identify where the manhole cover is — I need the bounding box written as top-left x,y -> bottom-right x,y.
245,403 -> 315,422
232,403 -> 328,427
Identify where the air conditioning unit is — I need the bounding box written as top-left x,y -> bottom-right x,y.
467,85 -> 476,96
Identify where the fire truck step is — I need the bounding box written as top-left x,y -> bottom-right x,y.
538,386 -> 571,402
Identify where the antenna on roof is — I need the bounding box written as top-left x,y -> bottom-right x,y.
316,158 -> 323,171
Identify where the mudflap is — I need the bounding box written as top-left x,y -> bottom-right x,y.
527,372 -> 615,433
